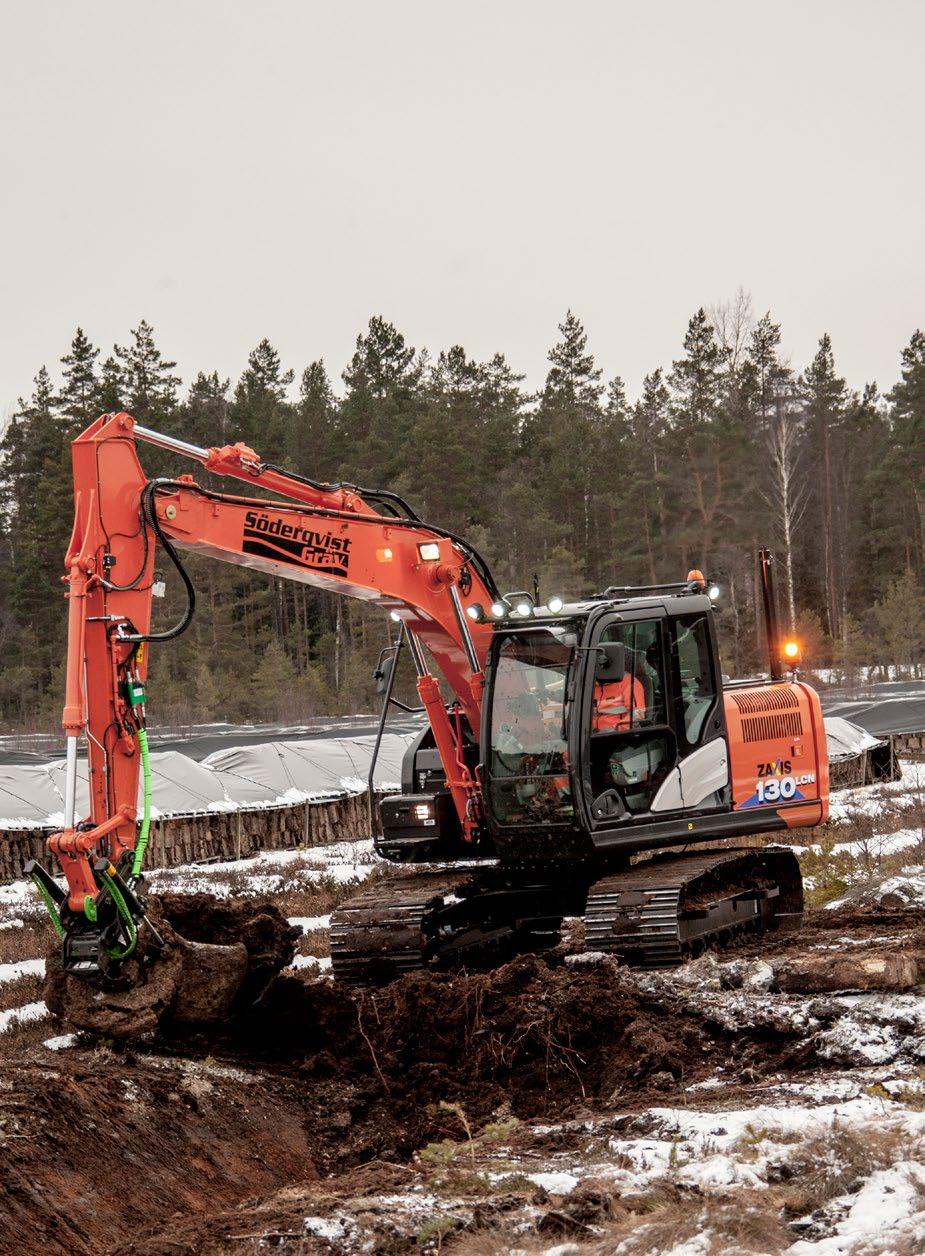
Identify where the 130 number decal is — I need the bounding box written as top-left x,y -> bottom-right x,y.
755,776 -> 797,802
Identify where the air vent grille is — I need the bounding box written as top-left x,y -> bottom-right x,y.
731,687 -> 800,715
741,711 -> 804,743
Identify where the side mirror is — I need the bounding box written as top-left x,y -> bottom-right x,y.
595,641 -> 626,683
374,654 -> 396,695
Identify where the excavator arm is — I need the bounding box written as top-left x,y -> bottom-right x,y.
30,411 -> 499,974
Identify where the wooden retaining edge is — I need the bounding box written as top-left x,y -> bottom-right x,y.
0,790 -> 387,885
893,731 -> 925,760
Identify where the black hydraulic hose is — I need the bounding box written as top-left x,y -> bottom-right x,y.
119,480 -> 196,643
261,463 -> 422,522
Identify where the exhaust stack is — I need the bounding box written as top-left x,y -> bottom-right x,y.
758,547 -> 783,683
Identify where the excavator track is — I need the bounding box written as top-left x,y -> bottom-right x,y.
330,870 -> 468,984
330,848 -> 803,984
584,847 -> 803,967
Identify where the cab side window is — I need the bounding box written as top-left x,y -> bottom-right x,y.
599,620 -> 666,729
671,615 -> 716,746
590,620 -> 671,816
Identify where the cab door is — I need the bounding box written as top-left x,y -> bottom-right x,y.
580,610 -> 679,824
649,612 -> 729,813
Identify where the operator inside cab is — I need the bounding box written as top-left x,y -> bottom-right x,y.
593,653 -> 646,730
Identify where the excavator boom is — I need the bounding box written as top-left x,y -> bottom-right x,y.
30,412 -> 499,977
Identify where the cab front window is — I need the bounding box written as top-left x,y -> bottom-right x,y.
488,630 -> 574,825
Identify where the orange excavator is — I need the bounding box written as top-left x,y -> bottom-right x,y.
28,412 -> 828,995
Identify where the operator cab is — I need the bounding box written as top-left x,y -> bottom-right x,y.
482,592 -> 729,861
377,588 -> 731,864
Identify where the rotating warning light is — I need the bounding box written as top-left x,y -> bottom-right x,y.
783,640 -> 801,663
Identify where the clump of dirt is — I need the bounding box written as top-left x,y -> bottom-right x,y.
44,893 -> 299,1039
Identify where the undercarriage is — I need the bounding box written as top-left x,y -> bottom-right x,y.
330,846 -> 804,984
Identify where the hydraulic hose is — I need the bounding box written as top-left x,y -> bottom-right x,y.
32,876 -> 65,940
101,871 -> 138,960
120,480 -> 196,644
131,726 -> 153,879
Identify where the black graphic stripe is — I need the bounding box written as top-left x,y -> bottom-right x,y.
242,533 -> 349,577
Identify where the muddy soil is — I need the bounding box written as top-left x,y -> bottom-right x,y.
0,1053 -> 317,1256
5,899 -> 925,1255
44,894 -> 300,1038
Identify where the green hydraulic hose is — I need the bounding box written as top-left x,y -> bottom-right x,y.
100,870 -> 138,960
32,876 -> 65,940
34,723 -> 150,958
131,726 -> 152,880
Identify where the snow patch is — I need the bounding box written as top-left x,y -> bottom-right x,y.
43,1033 -> 77,1051
0,1001 -> 48,1033
290,954 -> 332,972
527,1171 -> 579,1195
288,914 -> 331,933
0,957 -> 44,985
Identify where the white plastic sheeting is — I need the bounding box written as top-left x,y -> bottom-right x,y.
825,716 -> 885,763
0,717 -> 888,826
0,733 -> 416,828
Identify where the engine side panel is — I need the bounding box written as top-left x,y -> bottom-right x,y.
724,681 -> 828,826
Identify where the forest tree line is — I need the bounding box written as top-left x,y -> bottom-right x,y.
1,296 -> 923,729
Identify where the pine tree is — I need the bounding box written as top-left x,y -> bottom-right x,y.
669,308 -> 723,431
98,356 -> 124,412
543,310 -> 603,405
871,571 -> 925,678
251,639 -> 299,720
525,312 -> 607,583
801,334 -> 847,636
343,316 -> 417,399
185,371 -> 230,448
0,369 -> 73,710
59,327 -> 100,424
114,320 -> 181,421
339,317 -> 422,485
414,346 -> 522,543
887,330 -> 925,572
232,339 -> 294,459
626,370 -> 671,581
667,310 -> 726,570
288,359 -> 337,478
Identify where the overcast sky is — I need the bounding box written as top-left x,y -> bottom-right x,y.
1,1 -> 922,418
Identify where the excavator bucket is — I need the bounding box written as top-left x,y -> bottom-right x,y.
43,892 -> 300,1040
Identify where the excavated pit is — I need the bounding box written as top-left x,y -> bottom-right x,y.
11,891 -> 925,1254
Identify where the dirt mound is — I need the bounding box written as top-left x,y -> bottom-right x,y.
5,946 -> 857,1254
44,893 -> 299,1039
209,952 -> 803,1173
